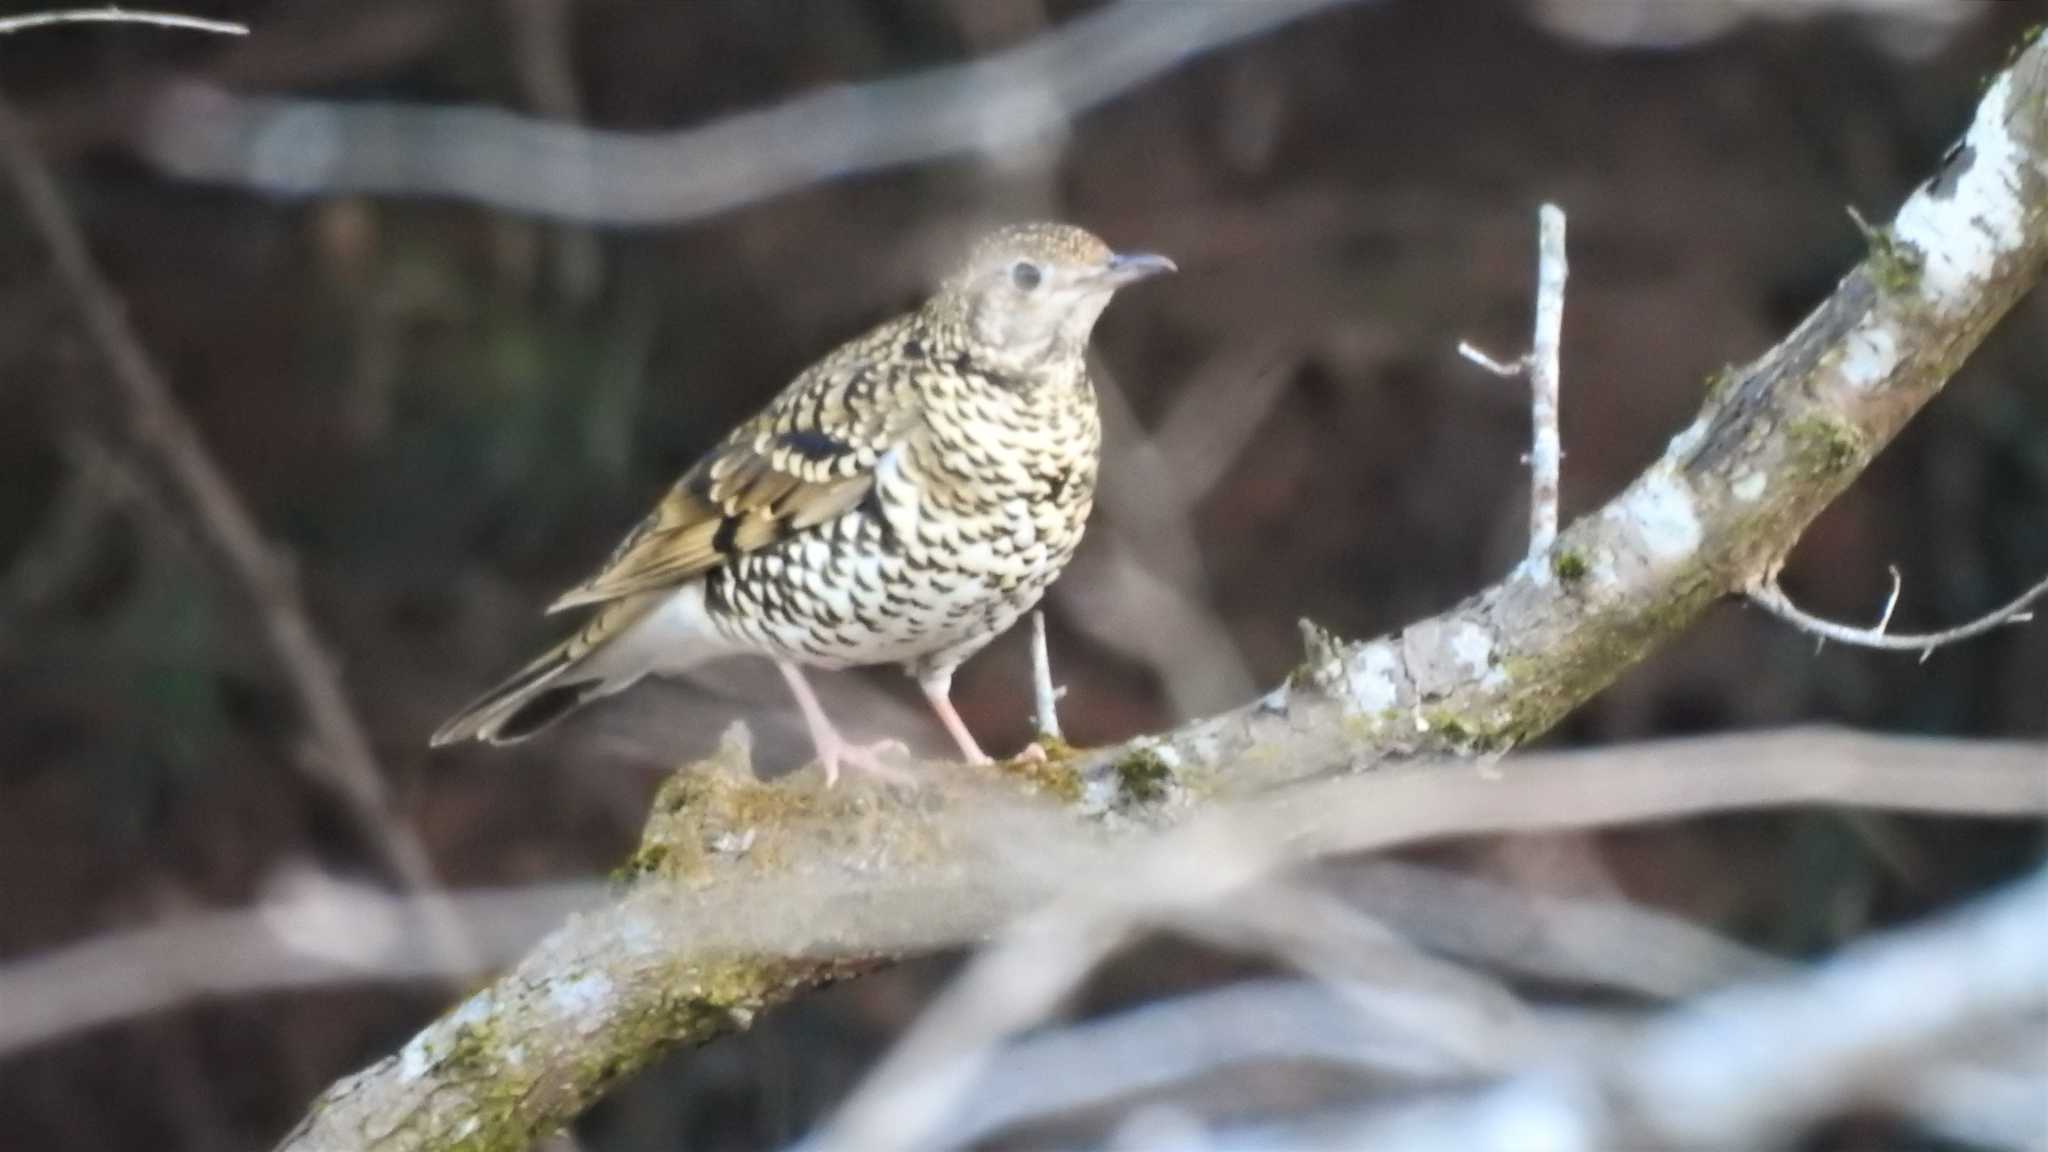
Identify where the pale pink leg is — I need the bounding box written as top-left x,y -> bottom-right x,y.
776,662 -> 904,786
920,672 -> 990,764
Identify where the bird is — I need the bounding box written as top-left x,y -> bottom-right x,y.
431,221 -> 1175,783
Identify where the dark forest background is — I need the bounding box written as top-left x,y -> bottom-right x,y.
1,1 -> 2043,1149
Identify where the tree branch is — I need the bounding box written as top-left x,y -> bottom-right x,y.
0,7 -> 247,36
274,33 -> 2048,1152
276,728 -> 2048,1151
135,0 -> 1361,226
1276,864 -> 2048,1152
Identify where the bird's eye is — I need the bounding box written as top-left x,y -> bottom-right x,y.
1010,261 -> 1043,291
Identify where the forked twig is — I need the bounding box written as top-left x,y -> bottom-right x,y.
1749,567 -> 2046,662
1459,203 -> 1568,558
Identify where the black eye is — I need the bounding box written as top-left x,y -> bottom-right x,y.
1010,261 -> 1042,291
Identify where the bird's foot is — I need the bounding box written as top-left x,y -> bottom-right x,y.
818,737 -> 914,788
1014,742 -> 1050,764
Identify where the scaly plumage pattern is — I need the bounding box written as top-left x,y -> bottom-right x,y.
432,222 -> 1174,781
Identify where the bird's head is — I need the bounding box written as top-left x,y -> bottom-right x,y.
933,222 -> 1175,375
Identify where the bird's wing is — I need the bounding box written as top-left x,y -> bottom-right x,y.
547,321 -> 916,612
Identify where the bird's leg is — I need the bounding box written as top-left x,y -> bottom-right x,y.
918,671 -> 990,764
775,662 -> 905,786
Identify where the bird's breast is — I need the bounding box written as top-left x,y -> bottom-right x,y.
886,383 -> 1101,574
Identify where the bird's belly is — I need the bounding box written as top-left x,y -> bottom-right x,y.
704,499 -> 1075,671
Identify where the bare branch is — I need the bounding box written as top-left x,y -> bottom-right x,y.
0,94 -> 472,970
0,6 -> 247,35
0,876 -> 599,1058
936,982 -> 2042,1150
1528,203 -> 1567,555
275,730 -> 2048,1152
1313,864 -> 2048,1152
137,0 -> 1361,225
1315,859 -> 1790,1000
1749,568 -> 2048,661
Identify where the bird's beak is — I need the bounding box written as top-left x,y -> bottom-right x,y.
1099,251 -> 1178,285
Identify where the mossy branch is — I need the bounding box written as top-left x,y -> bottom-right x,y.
277,36 -> 2048,1152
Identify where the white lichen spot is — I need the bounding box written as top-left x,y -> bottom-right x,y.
1448,622 -> 1495,679
1514,553 -> 1554,590
1257,681 -> 1292,714
446,990 -> 496,1030
398,1033 -> 433,1081
617,911 -> 660,957
1590,548 -> 1620,590
1891,71 -> 2029,310
398,990 -> 496,1081
1608,469 -> 1702,563
1345,642 -> 1401,713
1150,743 -> 1184,770
1838,321 -> 1899,391
457,1117 -> 480,1139
1664,416 -> 1709,462
1731,471 -> 1767,503
1480,664 -> 1511,691
549,971 -> 615,1025
711,828 -> 756,855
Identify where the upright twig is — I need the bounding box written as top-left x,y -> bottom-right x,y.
1028,609 -> 1063,742
0,7 -> 247,35
0,95 -> 471,970
1526,204 -> 1567,555
1460,203 -> 1568,558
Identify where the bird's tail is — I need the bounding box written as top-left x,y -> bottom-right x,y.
430,595 -> 661,747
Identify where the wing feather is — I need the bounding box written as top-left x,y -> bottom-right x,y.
546,320 -> 914,613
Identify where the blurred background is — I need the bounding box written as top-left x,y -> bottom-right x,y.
0,1 -> 2043,1149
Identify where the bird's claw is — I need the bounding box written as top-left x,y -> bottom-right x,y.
818,738 -> 916,788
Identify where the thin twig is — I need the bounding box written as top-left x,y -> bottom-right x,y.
1456,341 -> 1525,377
1748,568 -> 2046,662
1457,203 -> 1568,558
0,93 -> 471,970
1527,204 -> 1567,556
1029,609 -> 1062,742
0,6 -> 247,35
